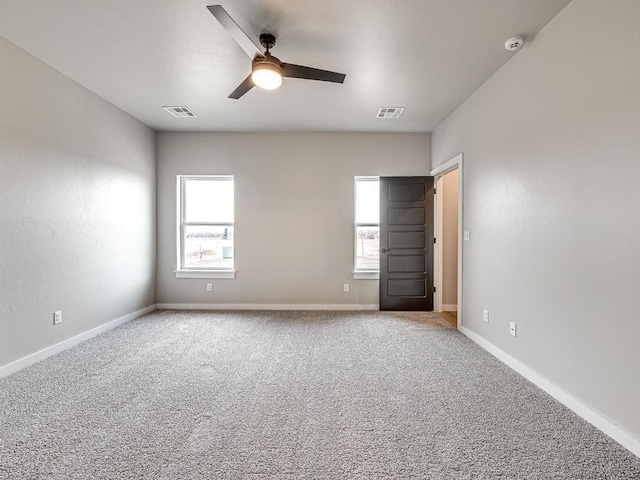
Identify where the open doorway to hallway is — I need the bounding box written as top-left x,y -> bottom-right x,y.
439,168 -> 458,323
432,153 -> 463,328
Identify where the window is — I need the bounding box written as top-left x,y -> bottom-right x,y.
354,176 -> 380,275
177,175 -> 235,278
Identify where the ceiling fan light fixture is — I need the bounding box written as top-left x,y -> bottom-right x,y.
251,60 -> 283,90
208,7 -> 346,99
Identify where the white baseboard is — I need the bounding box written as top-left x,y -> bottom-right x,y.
0,304 -> 157,379
156,303 -> 379,311
458,325 -> 640,458
442,304 -> 457,312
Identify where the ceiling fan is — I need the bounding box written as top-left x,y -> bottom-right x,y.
207,4 -> 346,99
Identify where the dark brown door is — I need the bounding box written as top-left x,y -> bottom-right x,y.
379,176 -> 434,311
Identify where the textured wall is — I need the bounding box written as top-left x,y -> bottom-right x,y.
432,0 -> 640,439
156,132 -> 430,307
0,37 -> 157,367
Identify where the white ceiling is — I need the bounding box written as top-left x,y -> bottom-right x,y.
0,0 -> 571,132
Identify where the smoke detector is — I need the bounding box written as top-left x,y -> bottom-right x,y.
505,36 -> 524,51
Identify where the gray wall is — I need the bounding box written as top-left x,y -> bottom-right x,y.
0,37 -> 157,367
432,0 -> 640,439
156,132 -> 430,306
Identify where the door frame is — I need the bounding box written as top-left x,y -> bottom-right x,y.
430,153 -> 464,328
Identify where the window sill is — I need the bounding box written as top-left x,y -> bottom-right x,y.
175,270 -> 236,279
353,271 -> 379,280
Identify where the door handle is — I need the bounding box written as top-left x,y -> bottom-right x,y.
381,248 -> 391,253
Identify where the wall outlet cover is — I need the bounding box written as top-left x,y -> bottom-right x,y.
483,309 -> 489,322
510,321 -> 517,337
53,311 -> 62,325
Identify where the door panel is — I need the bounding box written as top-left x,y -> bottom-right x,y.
388,182 -> 426,201
387,279 -> 427,296
387,255 -> 426,273
380,176 -> 434,311
388,207 -> 425,225
387,231 -> 426,249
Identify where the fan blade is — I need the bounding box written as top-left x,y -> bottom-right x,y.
228,74 -> 255,99
282,63 -> 346,83
207,5 -> 265,59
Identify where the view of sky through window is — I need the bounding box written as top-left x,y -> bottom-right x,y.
185,179 -> 234,223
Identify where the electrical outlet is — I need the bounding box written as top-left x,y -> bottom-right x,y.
510,322 -> 517,337
206,283 -> 212,292
464,231 -> 471,242
53,311 -> 62,325
343,283 -> 350,293
483,309 -> 489,322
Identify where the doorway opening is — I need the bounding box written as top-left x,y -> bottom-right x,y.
431,154 -> 464,327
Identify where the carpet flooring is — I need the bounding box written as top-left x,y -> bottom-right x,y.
1,310 -> 638,479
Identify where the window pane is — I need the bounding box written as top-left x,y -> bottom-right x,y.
356,179 -> 379,224
184,225 -> 234,269
356,226 -> 379,269
184,178 -> 234,223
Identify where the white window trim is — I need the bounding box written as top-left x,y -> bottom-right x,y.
176,175 -> 236,279
353,271 -> 380,280
353,176 -> 380,279
175,270 -> 236,279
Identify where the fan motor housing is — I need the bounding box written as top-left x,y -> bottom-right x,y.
253,54 -> 282,71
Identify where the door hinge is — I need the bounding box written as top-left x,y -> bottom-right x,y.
433,286 -> 437,293
434,237 -> 437,244
434,188 -> 437,194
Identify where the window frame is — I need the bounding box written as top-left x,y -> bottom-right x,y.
353,176 -> 380,279
176,175 -> 236,279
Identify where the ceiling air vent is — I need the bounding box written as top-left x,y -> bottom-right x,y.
377,107 -> 405,119
163,106 -> 196,118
